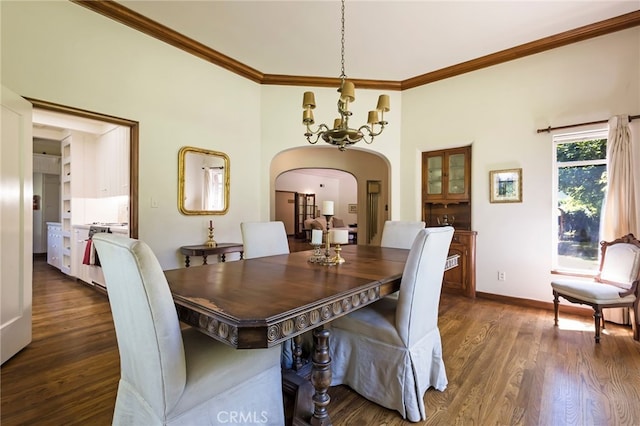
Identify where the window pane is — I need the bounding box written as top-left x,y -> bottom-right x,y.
557,163 -> 606,271
556,139 -> 606,162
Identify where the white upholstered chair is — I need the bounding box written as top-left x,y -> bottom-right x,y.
551,233 -> 640,343
240,221 -> 290,260
380,220 -> 426,249
329,226 -> 454,422
381,220 -> 426,300
92,233 -> 285,426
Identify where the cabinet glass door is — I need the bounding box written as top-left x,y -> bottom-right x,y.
427,155 -> 443,195
448,153 -> 466,194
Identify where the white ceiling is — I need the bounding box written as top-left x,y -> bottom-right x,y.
118,1 -> 639,82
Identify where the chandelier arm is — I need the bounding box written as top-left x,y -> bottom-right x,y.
357,123 -> 386,139
305,123 -> 331,144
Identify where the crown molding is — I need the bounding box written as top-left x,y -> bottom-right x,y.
402,10 -> 640,90
72,1 -> 640,91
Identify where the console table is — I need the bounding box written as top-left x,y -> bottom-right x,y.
179,243 -> 244,267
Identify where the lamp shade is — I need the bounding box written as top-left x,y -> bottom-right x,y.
303,109 -> 314,124
340,81 -> 355,103
367,110 -> 379,125
376,94 -> 390,112
303,91 -> 316,109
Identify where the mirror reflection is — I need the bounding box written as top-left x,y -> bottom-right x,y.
179,146 -> 230,215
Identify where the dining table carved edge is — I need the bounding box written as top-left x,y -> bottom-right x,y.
171,278 -> 397,350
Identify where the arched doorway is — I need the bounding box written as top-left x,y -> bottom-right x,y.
270,146 -> 390,245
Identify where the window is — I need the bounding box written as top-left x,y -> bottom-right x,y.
552,130 -> 607,273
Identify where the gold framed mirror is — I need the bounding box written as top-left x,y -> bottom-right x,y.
178,146 -> 230,215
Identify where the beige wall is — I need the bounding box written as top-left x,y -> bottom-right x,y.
401,28 -> 640,302
3,1 -> 639,303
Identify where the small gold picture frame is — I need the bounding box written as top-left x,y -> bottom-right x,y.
490,168 -> 522,203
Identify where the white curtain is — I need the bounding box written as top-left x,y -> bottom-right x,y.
601,115 -> 638,324
203,168 -> 223,210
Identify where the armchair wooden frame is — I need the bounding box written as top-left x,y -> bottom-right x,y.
553,233 -> 640,343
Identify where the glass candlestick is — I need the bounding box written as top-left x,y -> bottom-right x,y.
308,243 -> 324,263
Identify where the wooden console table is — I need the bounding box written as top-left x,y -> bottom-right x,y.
179,243 -> 244,267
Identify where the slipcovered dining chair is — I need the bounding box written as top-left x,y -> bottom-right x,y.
92,233 -> 285,426
330,226 -> 454,422
240,221 -> 290,260
380,220 -> 426,249
551,233 -> 640,343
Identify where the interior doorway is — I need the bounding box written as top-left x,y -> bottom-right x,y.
275,168 -> 357,239
271,147 -> 390,246
29,99 -> 139,240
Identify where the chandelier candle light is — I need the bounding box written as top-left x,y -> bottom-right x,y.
302,0 -> 390,151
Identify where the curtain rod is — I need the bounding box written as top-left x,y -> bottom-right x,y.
536,114 -> 640,134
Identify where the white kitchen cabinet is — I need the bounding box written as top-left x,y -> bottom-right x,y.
46,222 -> 62,269
96,127 -> 129,197
60,133 -> 97,276
72,226 -> 91,284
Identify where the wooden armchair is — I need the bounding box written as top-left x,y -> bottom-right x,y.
551,233 -> 640,343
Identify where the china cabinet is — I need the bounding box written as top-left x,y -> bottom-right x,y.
422,146 -> 470,204
422,145 -> 476,297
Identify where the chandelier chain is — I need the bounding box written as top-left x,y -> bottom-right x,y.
340,0 -> 346,80
301,0 -> 389,150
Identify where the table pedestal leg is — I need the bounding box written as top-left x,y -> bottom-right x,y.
293,335 -> 304,371
310,326 -> 332,426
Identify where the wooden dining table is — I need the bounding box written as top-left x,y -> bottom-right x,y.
164,244 -> 458,425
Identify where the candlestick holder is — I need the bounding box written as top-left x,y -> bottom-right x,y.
205,226 -> 217,247
320,214 -> 337,265
308,243 -> 324,263
331,243 -> 346,264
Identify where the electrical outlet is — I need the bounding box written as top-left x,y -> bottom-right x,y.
498,271 -> 506,281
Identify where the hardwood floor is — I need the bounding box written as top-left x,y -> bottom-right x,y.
2,249 -> 639,425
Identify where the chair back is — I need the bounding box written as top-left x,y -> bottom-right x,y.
92,233 -> 186,416
241,221 -> 290,259
395,226 -> 454,346
597,234 -> 640,290
380,220 -> 426,249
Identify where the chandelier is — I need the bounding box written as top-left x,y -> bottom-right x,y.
302,0 -> 390,151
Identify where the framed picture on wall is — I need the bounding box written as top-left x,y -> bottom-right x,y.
348,204 -> 357,214
490,168 -> 522,203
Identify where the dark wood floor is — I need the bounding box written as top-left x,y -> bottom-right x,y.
2,244 -> 639,425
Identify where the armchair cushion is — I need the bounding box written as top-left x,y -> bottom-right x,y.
551,279 -> 637,305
